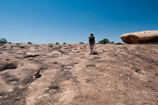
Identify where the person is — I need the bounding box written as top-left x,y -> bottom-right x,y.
89,33 -> 95,54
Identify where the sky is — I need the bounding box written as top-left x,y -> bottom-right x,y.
0,0 -> 158,44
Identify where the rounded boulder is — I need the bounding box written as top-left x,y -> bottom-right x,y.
120,30 -> 158,44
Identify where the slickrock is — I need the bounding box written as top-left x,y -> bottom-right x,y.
121,30 -> 158,43
0,43 -> 158,105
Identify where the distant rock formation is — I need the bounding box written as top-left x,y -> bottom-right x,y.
120,30 -> 158,44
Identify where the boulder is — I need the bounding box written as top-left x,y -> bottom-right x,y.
120,30 -> 158,44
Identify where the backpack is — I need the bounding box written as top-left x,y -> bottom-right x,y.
89,36 -> 94,43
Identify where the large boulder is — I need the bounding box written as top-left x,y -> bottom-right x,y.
120,30 -> 158,44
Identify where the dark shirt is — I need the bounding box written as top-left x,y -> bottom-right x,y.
89,36 -> 95,43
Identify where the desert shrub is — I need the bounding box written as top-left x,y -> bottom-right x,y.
0,38 -> 8,44
155,42 -> 158,44
98,38 -> 114,44
115,42 -> 123,45
28,42 -> 32,44
107,43 -> 112,45
56,42 -> 59,45
98,38 -> 109,44
154,36 -> 158,43
8,42 -> 12,44
111,41 -> 114,44
63,42 -> 66,44
79,42 -> 84,44
48,44 -> 53,47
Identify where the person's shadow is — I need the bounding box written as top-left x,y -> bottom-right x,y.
92,52 -> 98,55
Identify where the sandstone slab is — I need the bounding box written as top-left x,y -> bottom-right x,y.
0,44 -> 158,105
120,30 -> 158,43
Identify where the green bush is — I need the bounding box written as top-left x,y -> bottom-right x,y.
28,42 -> 32,44
108,42 -> 114,45
48,44 -> 53,47
79,42 -> 84,44
98,38 -> 114,44
63,42 -> 66,44
0,38 -> 8,44
56,42 -> 59,44
154,36 -> 158,43
8,42 -> 12,44
114,42 -> 123,45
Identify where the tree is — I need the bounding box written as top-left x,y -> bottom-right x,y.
28,42 -> 32,44
8,42 -> 11,44
98,38 -> 114,44
79,42 -> 84,44
114,42 -> 123,45
63,42 -> 66,44
98,38 -> 110,44
0,38 -> 8,44
56,42 -> 59,44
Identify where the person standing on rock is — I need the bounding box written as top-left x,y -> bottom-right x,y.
89,33 -> 95,54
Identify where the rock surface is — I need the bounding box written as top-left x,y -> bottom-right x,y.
0,43 -> 158,105
121,30 -> 158,43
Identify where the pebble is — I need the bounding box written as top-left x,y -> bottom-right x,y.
44,94 -> 49,97
10,81 -> 17,84
14,97 -> 20,100
8,89 -> 13,92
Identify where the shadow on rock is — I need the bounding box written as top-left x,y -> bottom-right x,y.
92,52 -> 98,55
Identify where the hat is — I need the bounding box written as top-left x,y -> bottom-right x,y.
90,33 -> 94,35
